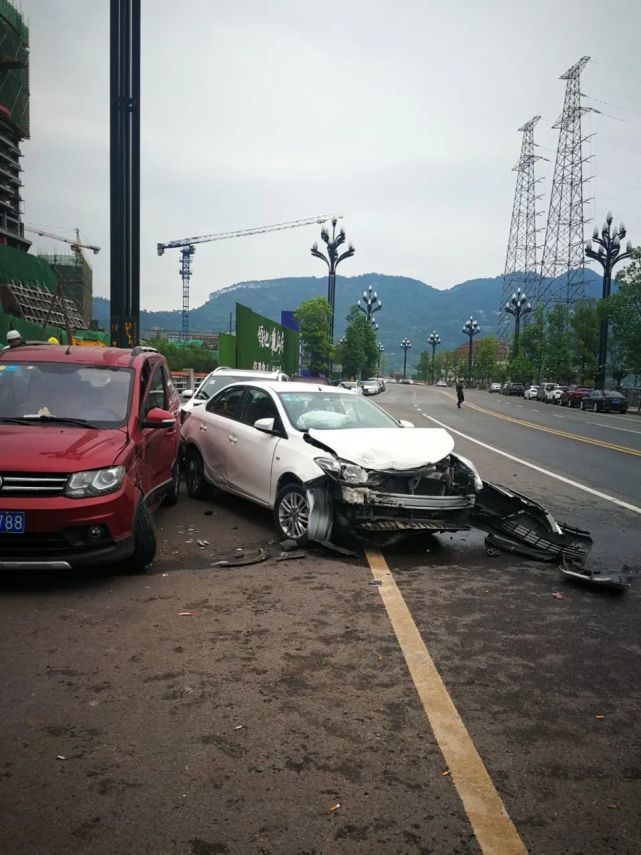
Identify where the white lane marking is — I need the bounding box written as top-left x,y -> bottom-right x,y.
594,422 -> 641,436
423,413 -> 641,516
531,408 -> 539,412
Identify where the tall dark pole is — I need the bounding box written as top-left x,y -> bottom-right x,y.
585,212 -> 633,388
110,0 -> 141,348
400,338 -> 412,380
462,317 -> 479,384
504,288 -> 532,359
427,330 -> 440,385
311,218 -> 355,346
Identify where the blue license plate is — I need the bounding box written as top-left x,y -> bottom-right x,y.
0,511 -> 25,534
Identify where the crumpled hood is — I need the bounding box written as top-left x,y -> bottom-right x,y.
0,425 -> 129,473
308,427 -> 455,470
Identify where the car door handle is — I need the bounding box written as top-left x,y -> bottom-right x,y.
228,435 -> 238,444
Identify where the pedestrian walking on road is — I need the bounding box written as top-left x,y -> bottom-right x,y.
455,380 -> 465,408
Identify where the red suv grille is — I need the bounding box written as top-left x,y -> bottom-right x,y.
0,473 -> 69,497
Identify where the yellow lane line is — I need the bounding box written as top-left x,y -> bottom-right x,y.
436,391 -> 641,458
365,547 -> 527,855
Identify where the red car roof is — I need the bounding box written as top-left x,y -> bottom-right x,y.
0,345 -> 150,367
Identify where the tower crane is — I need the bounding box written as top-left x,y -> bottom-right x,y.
157,214 -> 341,340
24,226 -> 101,257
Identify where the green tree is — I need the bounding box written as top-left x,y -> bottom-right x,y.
294,297 -> 333,374
341,306 -> 378,379
605,248 -> 641,377
415,351 -> 431,383
474,336 -> 501,384
520,305 -> 545,383
570,300 -> 598,383
544,304 -> 572,382
508,355 -> 534,384
147,337 -> 218,372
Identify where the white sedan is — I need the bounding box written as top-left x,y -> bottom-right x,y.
524,385 -> 539,400
181,381 -> 483,545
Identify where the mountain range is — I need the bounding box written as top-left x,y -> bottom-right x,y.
92,270 -> 603,371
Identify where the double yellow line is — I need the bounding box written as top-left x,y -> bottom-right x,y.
450,396 -> 641,458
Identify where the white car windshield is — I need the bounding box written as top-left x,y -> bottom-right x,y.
0,362 -> 133,424
278,391 -> 397,431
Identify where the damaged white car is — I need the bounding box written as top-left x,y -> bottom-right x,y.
181,381 -> 483,545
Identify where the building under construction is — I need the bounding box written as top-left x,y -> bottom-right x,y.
0,0 -> 29,252
38,251 -> 93,326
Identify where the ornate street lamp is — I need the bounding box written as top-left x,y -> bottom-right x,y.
504,288 -> 532,358
427,330 -> 441,385
378,343 -> 384,374
585,212 -> 634,388
462,317 -> 479,384
358,284 -> 382,325
400,337 -> 412,380
311,218 -> 355,344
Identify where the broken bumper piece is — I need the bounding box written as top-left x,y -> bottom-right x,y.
471,482 -> 593,564
472,482 -> 635,590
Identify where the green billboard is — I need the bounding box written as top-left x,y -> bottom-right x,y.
235,303 -> 298,375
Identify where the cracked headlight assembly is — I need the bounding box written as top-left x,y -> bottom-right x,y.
315,457 -> 368,483
451,453 -> 483,492
65,466 -> 126,498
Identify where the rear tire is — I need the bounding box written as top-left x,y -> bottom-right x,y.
123,502 -> 157,574
273,483 -> 310,545
185,447 -> 210,499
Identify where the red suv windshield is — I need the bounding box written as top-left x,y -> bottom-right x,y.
0,361 -> 133,425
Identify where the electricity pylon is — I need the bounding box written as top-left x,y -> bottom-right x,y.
539,56 -> 591,308
499,116 -> 543,341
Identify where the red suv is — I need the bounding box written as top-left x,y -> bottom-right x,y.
0,344 -> 180,572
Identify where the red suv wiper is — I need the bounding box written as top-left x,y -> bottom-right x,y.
18,415 -> 99,429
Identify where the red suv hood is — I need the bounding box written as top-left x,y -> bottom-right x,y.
0,425 -> 128,473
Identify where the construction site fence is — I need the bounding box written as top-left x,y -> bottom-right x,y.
0,312 -> 108,347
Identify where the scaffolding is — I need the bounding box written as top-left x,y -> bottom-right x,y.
39,252 -> 93,325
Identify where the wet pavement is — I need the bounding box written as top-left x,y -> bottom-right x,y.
1,384 -> 640,854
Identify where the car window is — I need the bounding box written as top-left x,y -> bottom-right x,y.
240,388 -> 280,426
142,363 -> 166,417
206,385 -> 245,420
0,362 -> 133,425
278,391 -> 398,430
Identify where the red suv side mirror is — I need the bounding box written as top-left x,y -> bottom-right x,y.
142,407 -> 176,428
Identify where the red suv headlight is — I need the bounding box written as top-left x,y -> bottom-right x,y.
64,466 -> 126,499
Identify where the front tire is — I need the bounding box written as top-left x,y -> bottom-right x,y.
123,502 -> 157,573
274,483 -> 310,545
185,447 -> 210,499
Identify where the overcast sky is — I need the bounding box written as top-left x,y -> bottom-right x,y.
21,0 -> 641,312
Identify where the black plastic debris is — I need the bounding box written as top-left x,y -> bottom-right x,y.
211,548 -> 269,567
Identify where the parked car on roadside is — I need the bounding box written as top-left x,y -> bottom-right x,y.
489,383 -> 502,393
544,384 -> 563,403
524,385 -> 539,400
580,390 -> 628,414
180,367 -> 290,419
359,380 -> 380,396
181,381 -> 484,545
560,386 -> 592,408
435,379 -> 448,387
550,385 -> 569,404
0,344 -> 181,572
537,382 -> 558,402
504,383 -> 525,396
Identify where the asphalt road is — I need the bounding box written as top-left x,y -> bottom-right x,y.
1,384 -> 640,855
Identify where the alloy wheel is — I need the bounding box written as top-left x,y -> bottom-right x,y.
278,490 -> 310,540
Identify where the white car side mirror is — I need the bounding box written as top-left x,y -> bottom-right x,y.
254,417 -> 276,433
181,389 -> 193,399
399,419 -> 415,428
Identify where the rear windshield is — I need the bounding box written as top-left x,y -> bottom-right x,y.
0,361 -> 133,426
